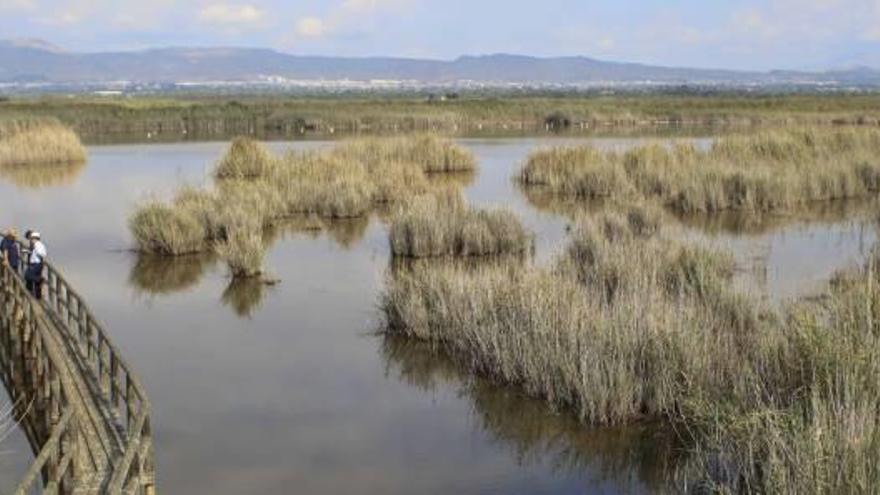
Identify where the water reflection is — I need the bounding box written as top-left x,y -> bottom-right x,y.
0,161 -> 86,189
678,199 -> 880,236
3,138 -> 877,494
129,216 -> 371,318
220,277 -> 274,318
519,185 -> 880,237
129,253 -> 218,296
263,216 -> 371,250
380,335 -> 682,492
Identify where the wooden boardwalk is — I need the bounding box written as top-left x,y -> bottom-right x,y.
0,258 -> 155,494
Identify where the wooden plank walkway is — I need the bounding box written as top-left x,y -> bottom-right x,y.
0,257 -> 155,494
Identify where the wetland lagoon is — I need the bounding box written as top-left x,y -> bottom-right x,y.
1,132 -> 879,494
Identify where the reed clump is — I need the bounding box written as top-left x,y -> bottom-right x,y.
520,127 -> 880,213
128,199 -> 207,255
383,203 -> 880,493
130,134 -> 475,277
214,219 -> 265,278
332,134 -> 477,173
679,255 -> 880,493
0,118 -> 87,167
383,206 -> 759,424
213,137 -> 276,180
388,191 -> 532,258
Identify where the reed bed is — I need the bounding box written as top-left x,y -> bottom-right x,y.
383,207 -> 755,423
520,127 -> 880,213
677,257 -> 880,494
213,137 -> 276,180
12,94 -> 880,142
130,134 -> 474,276
383,202 -> 880,493
332,134 -> 477,173
0,118 -> 86,167
128,199 -> 207,255
388,191 -> 532,258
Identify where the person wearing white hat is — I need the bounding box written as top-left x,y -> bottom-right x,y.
25,230 -> 47,298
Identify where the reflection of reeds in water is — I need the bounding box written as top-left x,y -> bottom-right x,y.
128,252 -> 217,296
221,277 -> 272,318
263,215 -> 371,250
519,179 -> 880,237
0,160 -> 86,189
380,335 -> 680,490
678,197 -> 880,236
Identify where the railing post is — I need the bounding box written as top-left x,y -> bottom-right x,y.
110,353 -> 120,417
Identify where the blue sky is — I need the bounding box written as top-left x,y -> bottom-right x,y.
1,0 -> 879,70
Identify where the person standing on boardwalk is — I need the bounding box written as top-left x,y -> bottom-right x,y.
25,231 -> 47,298
0,228 -> 21,272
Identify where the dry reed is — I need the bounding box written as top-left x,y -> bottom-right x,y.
388,191 -> 532,258
383,202 -> 880,493
520,127 -> 880,213
0,118 -> 86,167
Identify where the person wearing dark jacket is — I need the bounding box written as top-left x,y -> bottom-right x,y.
0,228 -> 21,273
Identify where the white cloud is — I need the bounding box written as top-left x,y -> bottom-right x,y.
291,0 -> 412,40
295,17 -> 327,37
198,4 -> 266,27
0,0 -> 33,10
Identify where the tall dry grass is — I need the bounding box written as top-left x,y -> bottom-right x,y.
520,127 -> 880,213
388,190 -> 532,258
128,199 -> 207,255
130,134 -> 475,276
383,206 -> 758,424
678,256 -> 880,493
383,202 -> 880,493
332,134 -> 477,173
213,137 -> 276,180
0,118 -> 86,167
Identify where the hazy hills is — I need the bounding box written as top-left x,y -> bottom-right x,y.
1,39 -> 878,87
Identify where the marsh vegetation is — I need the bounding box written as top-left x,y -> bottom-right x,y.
9,129 -> 880,493
388,190 -> 532,258
129,134 -> 475,278
381,197 -> 880,492
5,94 -> 880,142
520,127 -> 880,213
0,118 -> 86,167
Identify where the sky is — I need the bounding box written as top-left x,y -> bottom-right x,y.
0,0 -> 879,71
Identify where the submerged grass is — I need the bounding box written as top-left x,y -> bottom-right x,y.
520,127 -> 880,213
0,118 -> 86,167
388,190 -> 532,258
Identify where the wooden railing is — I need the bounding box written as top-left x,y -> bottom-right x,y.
0,261 -> 80,495
1,252 -> 155,494
13,410 -> 77,495
42,262 -> 156,494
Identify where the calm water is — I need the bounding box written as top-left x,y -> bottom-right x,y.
0,137 -> 875,494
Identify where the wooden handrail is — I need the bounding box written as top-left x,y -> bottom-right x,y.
13,409 -> 75,495
2,250 -> 155,494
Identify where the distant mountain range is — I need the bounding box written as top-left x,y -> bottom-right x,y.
1,39 -> 879,88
